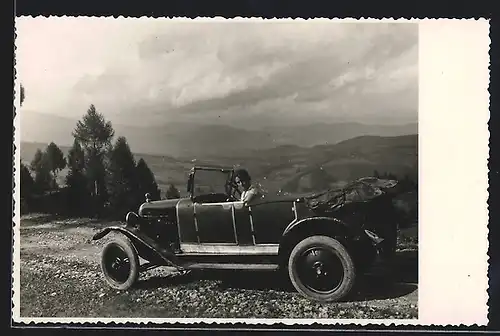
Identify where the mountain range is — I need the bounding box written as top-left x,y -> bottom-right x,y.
20,110 -> 417,158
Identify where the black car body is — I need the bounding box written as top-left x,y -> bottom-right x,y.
93,165 -> 400,302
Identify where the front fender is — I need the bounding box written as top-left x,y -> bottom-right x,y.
92,226 -> 125,241
92,226 -> 184,270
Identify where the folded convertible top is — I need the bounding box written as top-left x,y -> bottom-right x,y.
304,177 -> 399,214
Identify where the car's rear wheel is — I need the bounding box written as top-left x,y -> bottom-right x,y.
100,235 -> 139,290
288,235 -> 356,302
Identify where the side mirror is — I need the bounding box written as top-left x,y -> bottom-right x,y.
145,193 -> 151,203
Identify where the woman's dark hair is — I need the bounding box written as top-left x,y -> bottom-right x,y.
234,168 -> 251,182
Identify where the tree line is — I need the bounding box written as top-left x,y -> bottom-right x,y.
20,104 -> 180,219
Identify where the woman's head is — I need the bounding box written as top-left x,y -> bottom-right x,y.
234,169 -> 251,190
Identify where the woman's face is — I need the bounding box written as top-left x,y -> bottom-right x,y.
235,176 -> 250,190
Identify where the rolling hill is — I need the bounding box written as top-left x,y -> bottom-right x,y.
224,134 -> 418,195
20,134 -> 418,197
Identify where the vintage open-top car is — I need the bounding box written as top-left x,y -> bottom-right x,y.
92,165 -> 400,302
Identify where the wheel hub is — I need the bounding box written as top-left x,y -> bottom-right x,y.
112,257 -> 127,270
105,246 -> 131,283
296,246 -> 345,294
313,261 -> 327,277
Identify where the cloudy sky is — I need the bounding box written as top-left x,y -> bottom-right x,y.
16,18 -> 418,128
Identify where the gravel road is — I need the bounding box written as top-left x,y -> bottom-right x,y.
17,214 -> 418,320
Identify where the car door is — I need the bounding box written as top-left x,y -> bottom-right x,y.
194,201 -> 237,244
232,201 -> 254,245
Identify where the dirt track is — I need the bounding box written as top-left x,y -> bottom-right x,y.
17,214 -> 418,319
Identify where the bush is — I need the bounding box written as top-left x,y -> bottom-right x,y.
25,189 -> 69,215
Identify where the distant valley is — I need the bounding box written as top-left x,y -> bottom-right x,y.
20,133 -> 418,197
20,110 -> 417,158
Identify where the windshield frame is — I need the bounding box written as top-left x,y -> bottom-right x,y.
190,166 -> 235,199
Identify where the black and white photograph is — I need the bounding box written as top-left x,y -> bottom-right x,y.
12,17 -> 489,326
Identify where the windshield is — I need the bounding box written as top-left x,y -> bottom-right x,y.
192,169 -> 232,197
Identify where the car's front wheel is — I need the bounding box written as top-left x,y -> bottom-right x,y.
100,235 -> 139,290
288,235 -> 356,302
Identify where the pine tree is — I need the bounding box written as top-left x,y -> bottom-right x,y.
72,104 -> 114,212
136,158 -> 160,204
65,139 -> 90,215
33,164 -> 52,194
166,184 -> 181,199
20,161 -> 34,213
30,149 -> 45,172
106,137 -> 138,217
45,142 -> 66,184
73,104 -> 115,156
30,148 -> 53,194
20,162 -> 34,199
67,139 -> 85,172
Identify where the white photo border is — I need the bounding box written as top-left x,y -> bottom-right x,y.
11,17 -> 491,327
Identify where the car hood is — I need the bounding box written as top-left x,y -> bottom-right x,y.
139,198 -> 186,216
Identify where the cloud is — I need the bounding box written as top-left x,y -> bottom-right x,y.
16,18 -> 417,127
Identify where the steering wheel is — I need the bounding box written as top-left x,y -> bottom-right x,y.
225,180 -> 240,201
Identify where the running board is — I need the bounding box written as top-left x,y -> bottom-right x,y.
184,263 -> 279,271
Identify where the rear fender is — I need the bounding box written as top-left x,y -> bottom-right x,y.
282,216 -> 358,238
279,216 -> 374,268
92,226 -> 184,270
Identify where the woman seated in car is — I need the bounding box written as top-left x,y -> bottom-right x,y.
234,169 -> 261,204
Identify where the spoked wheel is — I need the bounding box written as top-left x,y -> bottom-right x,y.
288,235 -> 356,302
100,235 -> 139,290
